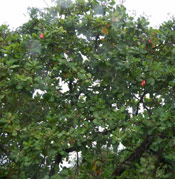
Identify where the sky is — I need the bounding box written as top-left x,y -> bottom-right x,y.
0,0 -> 54,29
124,0 -> 175,28
0,0 -> 175,29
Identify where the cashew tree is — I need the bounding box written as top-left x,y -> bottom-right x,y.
1,0 -> 175,178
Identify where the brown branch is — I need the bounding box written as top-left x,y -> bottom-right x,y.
135,92 -> 147,116
152,42 -> 175,50
112,135 -> 154,178
143,103 -> 152,115
65,146 -> 76,153
94,34 -> 99,52
68,79 -> 73,94
73,152 -> 79,179
49,153 -> 62,177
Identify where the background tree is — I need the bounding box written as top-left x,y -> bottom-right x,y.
1,0 -> 175,178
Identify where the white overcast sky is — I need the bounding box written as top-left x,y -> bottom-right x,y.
0,0 -> 175,29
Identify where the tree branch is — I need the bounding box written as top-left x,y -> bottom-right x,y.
73,151 -> 79,179
135,92 -> 147,116
143,103 -> 152,115
49,153 -> 62,177
112,135 -> 154,177
94,34 -> 99,52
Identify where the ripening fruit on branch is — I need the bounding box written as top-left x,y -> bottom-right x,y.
148,39 -> 151,43
40,33 -> 44,39
141,80 -> 146,86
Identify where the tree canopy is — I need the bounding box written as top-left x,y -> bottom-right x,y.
1,0 -> 175,178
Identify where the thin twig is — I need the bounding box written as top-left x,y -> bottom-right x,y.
74,152 -> 79,179
135,92 -> 147,116
143,103 -> 152,115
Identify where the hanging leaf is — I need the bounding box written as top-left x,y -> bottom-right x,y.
102,26 -> 108,35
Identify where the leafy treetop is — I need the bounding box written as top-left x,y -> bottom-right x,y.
1,0 -> 175,178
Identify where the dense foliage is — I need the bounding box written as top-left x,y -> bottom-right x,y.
1,0 -> 175,178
